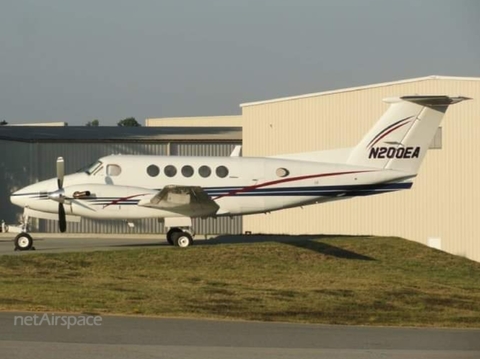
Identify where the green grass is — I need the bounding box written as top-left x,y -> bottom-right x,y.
0,235 -> 480,327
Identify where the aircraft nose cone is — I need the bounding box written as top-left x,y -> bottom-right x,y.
10,185 -> 41,208
10,188 -> 28,207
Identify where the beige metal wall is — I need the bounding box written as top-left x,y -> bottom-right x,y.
241,77 -> 480,262
146,115 -> 241,127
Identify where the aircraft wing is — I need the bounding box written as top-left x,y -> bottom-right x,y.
137,185 -> 219,217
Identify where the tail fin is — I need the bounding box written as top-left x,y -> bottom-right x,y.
347,96 -> 470,174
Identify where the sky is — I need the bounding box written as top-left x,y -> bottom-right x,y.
0,0 -> 479,126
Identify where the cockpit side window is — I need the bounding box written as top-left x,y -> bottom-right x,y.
85,161 -> 103,175
107,164 -> 122,176
92,165 -> 104,176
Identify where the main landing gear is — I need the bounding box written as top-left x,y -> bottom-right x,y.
166,227 -> 194,248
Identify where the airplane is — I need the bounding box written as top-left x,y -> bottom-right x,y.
9,95 -> 469,251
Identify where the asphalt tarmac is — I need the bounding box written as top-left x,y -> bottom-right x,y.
0,233 -> 169,255
1,312 -> 479,359
0,232 -> 363,255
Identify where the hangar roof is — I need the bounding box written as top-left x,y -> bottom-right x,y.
240,75 -> 480,107
0,126 -> 242,143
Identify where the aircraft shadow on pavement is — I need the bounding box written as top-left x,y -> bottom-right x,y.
200,234 -> 375,261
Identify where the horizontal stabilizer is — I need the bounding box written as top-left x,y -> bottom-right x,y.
399,95 -> 471,106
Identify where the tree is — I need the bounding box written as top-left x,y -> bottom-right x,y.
86,119 -> 100,127
0,120 -> 8,125
117,117 -> 141,127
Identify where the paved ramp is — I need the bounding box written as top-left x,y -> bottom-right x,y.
0,312 -> 479,359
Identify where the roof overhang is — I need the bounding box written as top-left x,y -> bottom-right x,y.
240,75 -> 480,108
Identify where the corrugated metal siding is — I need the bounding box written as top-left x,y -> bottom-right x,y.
1,140 -> 242,235
0,141 -> 40,230
36,143 -> 169,179
193,216 -> 242,236
242,78 -> 480,263
171,142 -> 237,157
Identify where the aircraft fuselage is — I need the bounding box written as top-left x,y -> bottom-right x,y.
11,154 -> 411,220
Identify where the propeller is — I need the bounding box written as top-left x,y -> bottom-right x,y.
56,157 -> 66,232
48,157 -> 67,232
58,201 -> 66,233
57,157 -> 64,189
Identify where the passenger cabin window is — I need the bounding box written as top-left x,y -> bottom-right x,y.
147,165 -> 160,177
276,168 -> 289,178
107,164 -> 122,176
216,165 -> 229,178
164,165 -> 177,177
181,165 -> 194,178
199,165 -> 211,178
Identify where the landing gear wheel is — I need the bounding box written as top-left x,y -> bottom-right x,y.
172,231 -> 193,248
14,233 -> 33,251
166,228 -> 182,245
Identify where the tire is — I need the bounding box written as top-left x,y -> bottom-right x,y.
166,228 -> 182,245
172,231 -> 193,248
14,233 -> 33,251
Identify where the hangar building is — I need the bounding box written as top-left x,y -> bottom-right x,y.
240,75 -> 480,262
0,126 -> 242,234
2,75 -> 479,262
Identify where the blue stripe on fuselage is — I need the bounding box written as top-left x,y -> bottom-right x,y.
13,183 -> 412,202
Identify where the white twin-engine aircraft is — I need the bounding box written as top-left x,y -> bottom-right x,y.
10,96 -> 469,250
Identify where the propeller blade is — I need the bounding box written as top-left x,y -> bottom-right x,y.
58,203 -> 67,233
57,157 -> 65,189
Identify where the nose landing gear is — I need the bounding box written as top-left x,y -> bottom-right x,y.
13,157 -> 67,252
13,215 -> 35,251
14,233 -> 35,251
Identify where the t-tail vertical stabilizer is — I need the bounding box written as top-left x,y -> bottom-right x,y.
347,96 -> 470,174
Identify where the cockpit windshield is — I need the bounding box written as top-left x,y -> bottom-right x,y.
83,161 -> 103,175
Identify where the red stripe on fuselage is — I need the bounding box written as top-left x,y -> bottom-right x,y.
212,170 -> 374,200
102,193 -> 149,209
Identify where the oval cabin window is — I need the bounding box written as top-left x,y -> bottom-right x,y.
216,165 -> 229,178
199,165 -> 211,178
164,165 -> 177,177
182,165 -> 194,178
276,168 -> 289,178
146,165 -> 160,177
